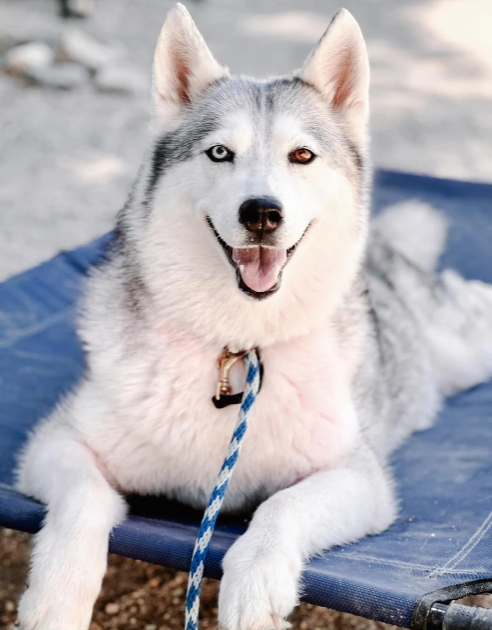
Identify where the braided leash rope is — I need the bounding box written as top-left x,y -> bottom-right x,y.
184,350 -> 261,630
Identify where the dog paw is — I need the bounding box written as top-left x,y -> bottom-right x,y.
17,585 -> 94,630
218,532 -> 301,630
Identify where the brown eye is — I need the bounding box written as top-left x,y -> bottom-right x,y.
289,148 -> 316,165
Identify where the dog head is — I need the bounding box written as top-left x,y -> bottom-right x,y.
127,5 -> 370,345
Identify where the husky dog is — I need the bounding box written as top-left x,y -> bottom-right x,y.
16,5 -> 492,630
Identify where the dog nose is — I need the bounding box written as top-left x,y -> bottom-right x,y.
238,197 -> 284,234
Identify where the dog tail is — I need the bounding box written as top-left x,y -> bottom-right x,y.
372,200 -> 448,273
370,201 -> 492,398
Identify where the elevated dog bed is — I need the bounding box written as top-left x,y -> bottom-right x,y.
1,170 -> 492,630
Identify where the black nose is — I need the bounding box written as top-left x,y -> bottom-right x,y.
238,197 -> 284,234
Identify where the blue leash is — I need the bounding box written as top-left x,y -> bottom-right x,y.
185,349 -> 261,630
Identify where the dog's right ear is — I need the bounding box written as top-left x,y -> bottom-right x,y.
152,4 -> 228,131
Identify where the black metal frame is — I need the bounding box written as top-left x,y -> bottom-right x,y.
412,579 -> 492,630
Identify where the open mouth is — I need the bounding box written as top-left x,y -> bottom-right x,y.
206,217 -> 309,300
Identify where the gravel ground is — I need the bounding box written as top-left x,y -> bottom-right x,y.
1,529 -> 491,630
0,529 -> 398,630
1,1 -> 492,628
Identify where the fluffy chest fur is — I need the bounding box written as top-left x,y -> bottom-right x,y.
66,11 -> 371,514
77,319 -> 360,512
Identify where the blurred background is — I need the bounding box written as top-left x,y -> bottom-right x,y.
1,0 -> 492,283
0,1 -> 491,628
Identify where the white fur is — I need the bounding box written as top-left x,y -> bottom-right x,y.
415,270 -> 492,397
218,450 -> 395,629
374,200 -> 448,273
139,152 -> 365,351
17,425 -> 126,630
374,202 -> 492,397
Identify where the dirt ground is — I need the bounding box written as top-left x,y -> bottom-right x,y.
0,528 -> 399,630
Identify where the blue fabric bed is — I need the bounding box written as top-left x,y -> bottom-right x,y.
1,170 -> 492,629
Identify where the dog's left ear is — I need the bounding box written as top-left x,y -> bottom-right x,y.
298,9 -> 369,146
152,3 -> 228,131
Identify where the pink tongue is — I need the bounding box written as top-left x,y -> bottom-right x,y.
232,247 -> 287,293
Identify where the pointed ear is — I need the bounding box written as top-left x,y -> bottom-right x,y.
298,9 -> 369,146
152,4 -> 228,131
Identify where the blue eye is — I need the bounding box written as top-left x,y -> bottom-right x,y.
206,145 -> 235,163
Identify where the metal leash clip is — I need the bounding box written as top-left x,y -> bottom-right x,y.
215,348 -> 247,401
212,347 -> 263,409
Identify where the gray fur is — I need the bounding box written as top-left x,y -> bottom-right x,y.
146,76 -> 362,205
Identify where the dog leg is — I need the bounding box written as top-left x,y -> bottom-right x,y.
218,448 -> 396,630
16,426 -> 126,630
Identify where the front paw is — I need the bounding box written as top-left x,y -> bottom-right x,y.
218,533 -> 301,630
17,580 -> 95,630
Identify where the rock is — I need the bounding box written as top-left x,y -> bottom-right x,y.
58,28 -> 120,70
4,42 -> 54,75
95,63 -> 147,95
147,577 -> 160,588
25,62 -> 90,89
60,0 -> 96,19
0,34 -> 19,57
104,602 -> 120,616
